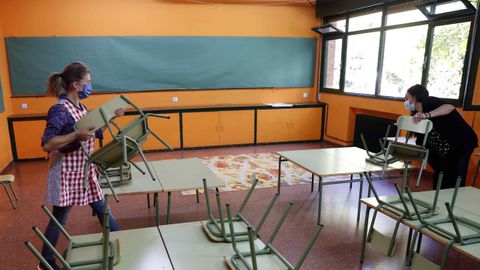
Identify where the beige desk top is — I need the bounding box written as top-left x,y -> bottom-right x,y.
159,221 -> 286,270
154,158 -> 224,192
102,158 -> 224,195
71,227 -> 172,270
277,147 -> 405,177
361,187 -> 480,262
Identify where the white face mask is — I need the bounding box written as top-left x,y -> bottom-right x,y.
404,100 -> 415,111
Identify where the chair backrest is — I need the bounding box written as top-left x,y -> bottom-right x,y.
75,95 -> 130,132
396,116 -> 432,135
395,116 -> 432,147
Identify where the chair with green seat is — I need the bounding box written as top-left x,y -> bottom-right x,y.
361,173 -> 442,259
25,195 -> 120,270
201,177 -> 279,243
381,115 -> 432,189
0,174 -> 18,209
75,95 -> 172,201
405,178 -> 480,270
225,203 -> 323,270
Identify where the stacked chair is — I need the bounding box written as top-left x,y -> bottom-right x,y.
202,176 -> 323,269
75,95 -> 172,201
381,115 -> 433,189
405,178 -> 480,270
224,204 -> 323,270
362,173 -> 443,258
361,124 -> 399,166
201,177 -> 280,242
25,195 -> 120,270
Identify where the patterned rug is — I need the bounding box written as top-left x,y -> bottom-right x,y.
182,152 -> 318,195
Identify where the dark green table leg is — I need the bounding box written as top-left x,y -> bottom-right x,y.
311,173 -> 315,192
154,193 -> 160,226
147,193 -> 151,209
196,189 -> 199,203
357,173 -> 364,223
317,176 -> 323,225
360,206 -> 371,263
167,191 -> 172,224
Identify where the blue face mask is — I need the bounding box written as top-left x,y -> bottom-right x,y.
404,100 -> 415,112
78,83 -> 92,100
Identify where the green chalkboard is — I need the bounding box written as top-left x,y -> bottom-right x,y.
6,36 -> 317,96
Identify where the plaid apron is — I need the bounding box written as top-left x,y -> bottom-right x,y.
45,99 -> 103,206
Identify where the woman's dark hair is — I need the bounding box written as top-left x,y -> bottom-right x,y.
46,62 -> 90,97
407,84 -> 429,103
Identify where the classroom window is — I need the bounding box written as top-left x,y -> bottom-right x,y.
386,9 -> 426,26
329,18 -> 347,32
380,25 -> 428,97
323,39 -> 343,89
348,11 -> 382,32
320,2 -> 475,103
344,32 -> 380,94
426,21 -> 471,98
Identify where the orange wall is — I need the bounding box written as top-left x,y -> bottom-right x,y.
0,0 -> 321,168
0,22 -> 13,171
0,0 -> 320,116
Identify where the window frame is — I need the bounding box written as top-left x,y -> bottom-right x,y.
319,1 -> 476,106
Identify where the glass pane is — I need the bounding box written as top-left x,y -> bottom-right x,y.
380,25 -> 428,97
329,18 -> 346,32
427,22 -> 471,98
345,32 -> 380,94
349,11 -> 382,32
323,39 -> 343,89
387,9 -> 426,26
434,1 -> 467,14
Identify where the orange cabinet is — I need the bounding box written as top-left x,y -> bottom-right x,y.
183,110 -> 254,147
183,112 -> 220,147
13,120 -> 47,160
257,107 -> 322,143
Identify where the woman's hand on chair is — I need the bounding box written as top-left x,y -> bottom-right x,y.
75,126 -> 95,141
114,108 -> 125,118
412,112 -> 427,124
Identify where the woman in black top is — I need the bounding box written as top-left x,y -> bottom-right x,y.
404,84 -> 478,189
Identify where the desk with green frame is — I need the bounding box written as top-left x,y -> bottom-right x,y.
360,187 -> 480,266
276,147 -> 406,224
102,158 -> 224,225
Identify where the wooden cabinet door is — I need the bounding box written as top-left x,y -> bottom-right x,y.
256,109 -> 291,143
182,112 -> 220,147
144,113 -> 181,150
13,120 -> 46,159
219,110 -> 254,146
290,108 -> 322,141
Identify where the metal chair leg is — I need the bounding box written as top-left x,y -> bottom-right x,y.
8,183 -> 18,201
2,183 -> 16,209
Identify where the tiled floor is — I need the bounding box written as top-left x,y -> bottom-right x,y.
1,142 -> 479,269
